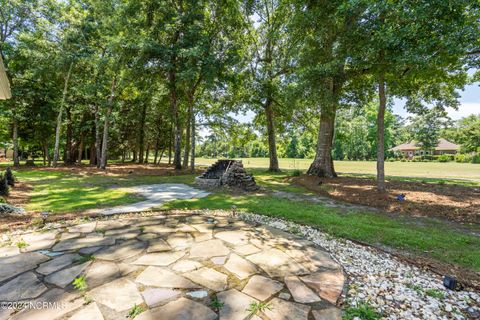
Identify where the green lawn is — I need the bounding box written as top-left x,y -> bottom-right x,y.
194,158 -> 480,182
4,165 -> 480,273
163,192 -> 480,272
16,169 -> 197,213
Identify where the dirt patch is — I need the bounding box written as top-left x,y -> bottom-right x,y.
291,175 -> 480,224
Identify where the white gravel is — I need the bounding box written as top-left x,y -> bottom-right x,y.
236,211 -> 480,320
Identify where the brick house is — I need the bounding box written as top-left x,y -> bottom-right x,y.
390,138 -> 460,159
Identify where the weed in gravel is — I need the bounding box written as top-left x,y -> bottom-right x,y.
344,301 -> 382,320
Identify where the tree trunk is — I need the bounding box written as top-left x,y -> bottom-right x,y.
190,111 -> 196,172
170,69 -> 182,170
183,98 -> 192,169
12,117 -> 19,166
153,136 -> 160,165
168,124 -> 173,165
53,62 -> 73,167
145,145 -> 150,164
64,107 -> 73,164
138,103 -> 147,163
77,135 -> 84,164
307,105 -> 337,177
265,98 -> 280,172
94,105 -> 102,168
376,72 -> 387,192
100,77 -> 117,170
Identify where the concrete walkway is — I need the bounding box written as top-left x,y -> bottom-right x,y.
101,184 -> 210,215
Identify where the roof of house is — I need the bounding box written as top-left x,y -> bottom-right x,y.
390,138 -> 460,151
0,55 -> 12,100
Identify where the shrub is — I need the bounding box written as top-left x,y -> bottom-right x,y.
291,169 -> 302,177
437,154 -> 453,162
5,167 -> 14,187
0,174 -> 9,196
455,154 -> 473,163
472,154 -> 480,164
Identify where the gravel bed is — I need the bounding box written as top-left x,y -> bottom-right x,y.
237,211 -> 480,320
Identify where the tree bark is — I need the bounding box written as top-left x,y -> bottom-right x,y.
376,72 -> 387,192
168,123 -> 173,165
12,117 -> 19,166
77,135 -> 84,164
183,94 -> 193,168
94,105 -> 102,168
307,103 -> 337,177
138,103 -> 147,163
190,111 -> 196,172
52,62 -> 73,167
265,98 -> 280,172
64,107 -> 73,164
170,69 -> 182,170
100,77 -> 117,170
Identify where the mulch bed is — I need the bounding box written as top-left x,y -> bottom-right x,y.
291,175 -> 480,224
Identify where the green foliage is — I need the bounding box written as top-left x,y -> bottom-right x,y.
425,289 -> 445,300
0,174 -> 8,196
291,169 -> 302,177
72,275 -> 88,292
75,253 -> 95,264
127,304 -> 144,319
344,301 -> 382,320
209,297 -> 224,311
16,239 -> 29,249
246,301 -> 272,317
5,167 -> 15,187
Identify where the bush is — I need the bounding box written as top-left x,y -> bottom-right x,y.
291,169 -> 303,177
5,167 -> 14,187
437,154 -> 453,162
455,154 -> 473,163
0,174 -> 9,196
472,154 -> 480,164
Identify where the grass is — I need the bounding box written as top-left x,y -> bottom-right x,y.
194,158 -> 480,185
15,169 -> 197,214
163,192 -> 480,271
344,301 -> 382,320
127,304 -> 144,318
246,301 -> 272,317
4,163 -> 479,274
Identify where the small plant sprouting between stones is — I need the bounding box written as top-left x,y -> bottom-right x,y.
246,301 -> 272,318
288,225 -> 302,236
16,239 -> 29,250
210,297 -> 224,312
127,304 -> 144,318
406,282 -> 424,294
96,228 -> 106,235
73,275 -> 92,303
344,301 -> 382,320
139,226 -> 145,232
76,253 -> 95,264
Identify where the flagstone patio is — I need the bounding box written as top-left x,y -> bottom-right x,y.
0,213 -> 345,320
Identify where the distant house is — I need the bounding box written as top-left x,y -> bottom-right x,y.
0,55 -> 12,100
390,138 -> 460,158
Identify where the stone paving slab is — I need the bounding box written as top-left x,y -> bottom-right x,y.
0,211 -> 345,320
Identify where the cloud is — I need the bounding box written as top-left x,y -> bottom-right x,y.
446,103 -> 480,120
